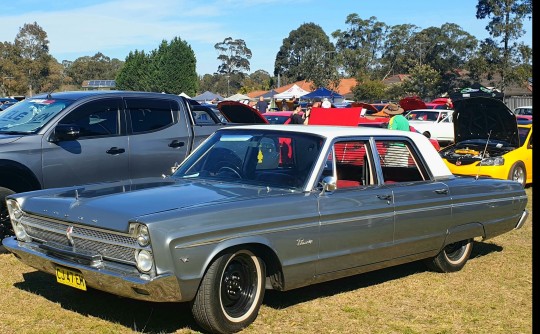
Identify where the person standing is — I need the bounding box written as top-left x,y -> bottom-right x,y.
443,98 -> 453,110
385,103 -> 409,131
255,96 -> 268,113
384,102 -> 410,166
321,98 -> 331,108
288,104 -> 307,124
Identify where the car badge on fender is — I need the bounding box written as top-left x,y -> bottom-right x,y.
66,226 -> 75,246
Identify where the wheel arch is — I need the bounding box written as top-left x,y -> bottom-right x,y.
0,160 -> 42,193
202,237 -> 284,290
442,222 -> 484,247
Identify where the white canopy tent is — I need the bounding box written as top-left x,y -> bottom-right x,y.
273,84 -> 310,100
226,93 -> 251,102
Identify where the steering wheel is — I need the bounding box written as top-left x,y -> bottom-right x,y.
217,166 -> 242,179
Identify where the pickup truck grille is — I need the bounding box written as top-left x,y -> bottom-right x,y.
20,215 -> 138,265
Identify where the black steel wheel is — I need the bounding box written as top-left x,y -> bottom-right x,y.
192,249 -> 265,334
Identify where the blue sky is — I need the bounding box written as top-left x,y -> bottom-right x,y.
1,0 -> 532,76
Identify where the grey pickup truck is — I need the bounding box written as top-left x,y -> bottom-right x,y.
0,91 -> 266,239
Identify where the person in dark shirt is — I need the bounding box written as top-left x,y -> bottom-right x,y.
255,96 -> 268,113
289,104 -> 306,124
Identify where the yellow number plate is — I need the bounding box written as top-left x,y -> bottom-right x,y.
56,267 -> 87,291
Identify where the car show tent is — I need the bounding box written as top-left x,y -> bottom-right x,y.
301,87 -> 344,103
273,84 -> 310,99
192,91 -> 224,102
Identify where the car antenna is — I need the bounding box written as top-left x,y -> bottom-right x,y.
46,92 -> 53,99
476,129 -> 492,180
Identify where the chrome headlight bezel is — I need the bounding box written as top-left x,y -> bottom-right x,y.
135,249 -> 154,272
6,199 -> 31,242
136,224 -> 150,247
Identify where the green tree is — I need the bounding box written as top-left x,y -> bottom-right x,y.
274,23 -> 335,87
150,38 -> 198,95
115,50 -> 152,91
380,24 -> 419,79
116,37 -> 197,95
65,52 -> 124,87
14,22 -> 54,95
401,64 -> 441,100
215,37 -> 252,96
476,0 -> 532,93
332,14 -> 387,78
352,75 -> 387,102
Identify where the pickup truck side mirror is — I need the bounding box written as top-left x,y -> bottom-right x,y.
51,124 -> 81,142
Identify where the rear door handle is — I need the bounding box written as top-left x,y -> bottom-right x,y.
106,147 -> 125,155
169,140 -> 185,148
434,189 -> 449,195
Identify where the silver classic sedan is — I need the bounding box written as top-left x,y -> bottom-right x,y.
3,124 -> 529,334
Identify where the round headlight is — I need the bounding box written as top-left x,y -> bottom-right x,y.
136,224 -> 150,246
135,249 -> 154,272
7,199 -> 23,220
13,221 -> 31,242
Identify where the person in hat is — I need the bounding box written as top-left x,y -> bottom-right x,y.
321,97 -> 331,108
384,102 -> 410,166
385,103 -> 409,131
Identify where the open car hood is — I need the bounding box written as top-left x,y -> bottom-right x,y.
399,96 -> 426,111
453,97 -> 519,146
217,101 -> 269,124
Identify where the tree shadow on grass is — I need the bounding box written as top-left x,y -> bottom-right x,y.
13,240 -> 502,333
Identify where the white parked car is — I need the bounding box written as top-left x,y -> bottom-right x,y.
405,109 -> 454,146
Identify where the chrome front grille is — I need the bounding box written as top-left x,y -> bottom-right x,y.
20,215 -> 138,265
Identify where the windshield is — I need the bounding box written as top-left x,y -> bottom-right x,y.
173,129 -> 324,190
0,98 -> 72,133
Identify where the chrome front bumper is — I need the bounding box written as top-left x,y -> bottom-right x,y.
515,209 -> 529,230
2,237 -> 183,302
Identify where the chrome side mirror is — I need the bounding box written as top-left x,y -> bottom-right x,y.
321,176 -> 337,193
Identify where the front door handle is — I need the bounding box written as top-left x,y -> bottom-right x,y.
169,140 -> 185,148
434,188 -> 449,195
106,147 -> 125,155
377,194 -> 392,201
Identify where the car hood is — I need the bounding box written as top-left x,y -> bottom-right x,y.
0,133 -> 23,144
16,177 -> 291,233
217,101 -> 269,124
399,96 -> 426,111
453,97 -> 519,146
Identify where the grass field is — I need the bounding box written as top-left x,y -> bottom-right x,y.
0,187 -> 532,334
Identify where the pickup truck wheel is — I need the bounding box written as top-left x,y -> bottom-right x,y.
425,239 -> 472,273
191,249 -> 265,333
0,187 -> 16,240
508,162 -> 526,187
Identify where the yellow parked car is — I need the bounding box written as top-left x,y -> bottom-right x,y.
439,97 -> 532,187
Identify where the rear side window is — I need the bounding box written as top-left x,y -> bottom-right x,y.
126,98 -> 176,134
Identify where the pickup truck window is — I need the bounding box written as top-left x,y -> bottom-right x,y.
59,98 -> 121,138
125,98 -> 175,133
